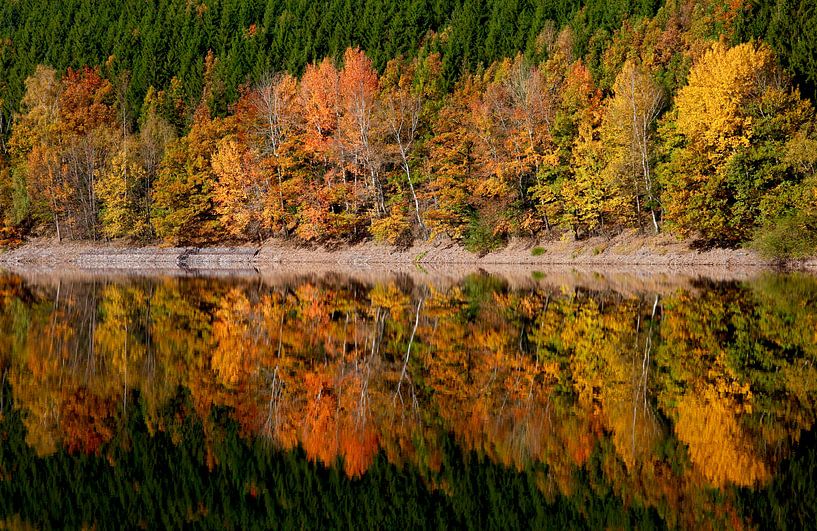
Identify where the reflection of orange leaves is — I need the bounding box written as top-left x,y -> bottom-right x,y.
296,283 -> 328,322
339,426 -> 378,478
562,416 -> 597,466
301,368 -> 381,477
301,372 -> 338,467
7,273 -> 817,530
211,290 -> 265,387
25,321 -> 73,376
60,387 -> 116,455
473,328 -> 506,355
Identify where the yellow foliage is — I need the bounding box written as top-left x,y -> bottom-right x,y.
370,207 -> 411,245
211,137 -> 266,240
675,394 -> 769,488
674,42 -> 776,157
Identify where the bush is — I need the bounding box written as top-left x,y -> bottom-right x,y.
531,246 -> 546,256
463,215 -> 503,255
371,209 -> 412,246
0,225 -> 23,250
751,214 -> 817,260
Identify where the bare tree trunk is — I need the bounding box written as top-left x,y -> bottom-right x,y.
395,297 -> 423,405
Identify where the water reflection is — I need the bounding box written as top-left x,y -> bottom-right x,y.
0,269 -> 815,528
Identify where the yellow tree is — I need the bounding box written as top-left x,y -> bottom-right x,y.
378,54 -> 442,240
235,73 -> 302,236
152,105 -> 227,244
54,67 -> 118,240
557,61 -> 627,238
9,66 -> 120,241
96,140 -> 150,239
211,137 -> 256,240
9,66 -> 66,239
603,59 -> 664,233
137,89 -> 177,238
423,77 -> 481,240
660,42 -> 814,243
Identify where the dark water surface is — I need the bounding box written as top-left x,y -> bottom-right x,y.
0,268 -> 815,529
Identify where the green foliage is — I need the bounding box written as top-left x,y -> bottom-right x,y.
737,0 -> 817,100
751,213 -> 817,260
463,213 -> 503,255
0,388 -> 667,530
0,0 -> 663,133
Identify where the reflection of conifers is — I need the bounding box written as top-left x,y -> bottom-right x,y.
1,272 -> 817,528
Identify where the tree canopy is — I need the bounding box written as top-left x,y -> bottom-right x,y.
1,0 -> 816,254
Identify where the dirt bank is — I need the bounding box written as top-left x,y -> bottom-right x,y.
1,230 -> 814,271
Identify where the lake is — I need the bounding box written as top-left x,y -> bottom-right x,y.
0,267 -> 815,529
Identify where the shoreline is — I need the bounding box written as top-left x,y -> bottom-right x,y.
1,231 -> 815,271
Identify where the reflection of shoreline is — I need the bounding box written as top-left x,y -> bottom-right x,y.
0,262 -> 780,295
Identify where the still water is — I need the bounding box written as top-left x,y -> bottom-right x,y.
0,268 -> 815,529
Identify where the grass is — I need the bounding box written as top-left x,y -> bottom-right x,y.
531,246 -> 546,256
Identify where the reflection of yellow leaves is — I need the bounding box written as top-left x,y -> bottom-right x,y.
368,283 -> 409,317
20,395 -> 58,457
5,270 -> 817,531
675,395 -> 769,488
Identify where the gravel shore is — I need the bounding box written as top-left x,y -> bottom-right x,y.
1,231 -> 814,272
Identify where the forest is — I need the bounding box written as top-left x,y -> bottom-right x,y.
0,0 -> 816,256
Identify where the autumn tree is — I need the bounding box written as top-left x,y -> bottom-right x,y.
7,66 -> 63,237
152,53 -> 230,244
338,48 -> 385,216
152,104 -> 226,244
551,60 -> 626,238
297,57 -> 361,241
95,86 -> 177,241
96,138 -> 150,239
423,78 -> 479,240
53,67 -> 118,240
659,42 -> 816,244
603,59 -> 664,233
501,55 -> 560,230
232,73 -> 302,237
9,66 -> 117,241
376,55 -> 439,241
211,136 -> 266,241
136,89 -> 177,237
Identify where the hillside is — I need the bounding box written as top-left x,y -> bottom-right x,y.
1,0 -> 816,259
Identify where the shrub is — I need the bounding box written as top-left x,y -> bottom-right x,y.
464,215 -> 503,255
751,214 -> 817,260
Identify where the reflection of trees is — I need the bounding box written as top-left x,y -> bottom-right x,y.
656,278 -> 817,489
1,271 -> 817,527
